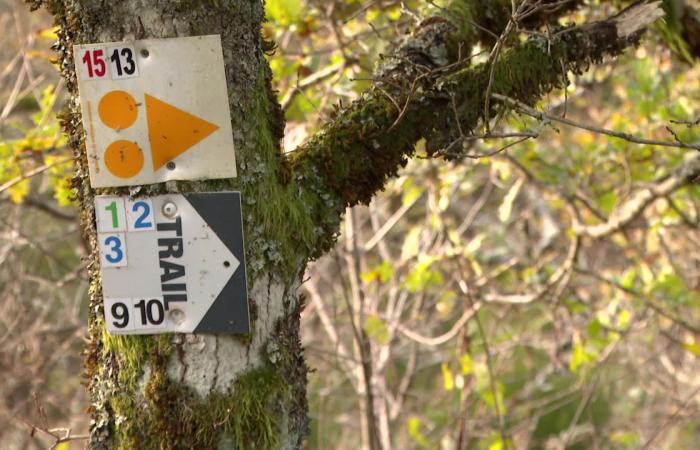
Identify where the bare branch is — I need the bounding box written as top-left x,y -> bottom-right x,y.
493,93 -> 700,152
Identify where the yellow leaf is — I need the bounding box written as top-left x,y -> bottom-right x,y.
460,354 -> 473,375
683,342 -> 700,357
441,362 -> 454,391
498,178 -> 523,223
37,26 -> 59,40
9,179 -> 29,204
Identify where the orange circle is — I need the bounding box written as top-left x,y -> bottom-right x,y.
98,90 -> 138,129
104,140 -> 144,178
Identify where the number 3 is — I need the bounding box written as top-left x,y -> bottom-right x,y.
104,235 -> 124,263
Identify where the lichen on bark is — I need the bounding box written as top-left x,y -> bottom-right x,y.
30,0 -> 314,448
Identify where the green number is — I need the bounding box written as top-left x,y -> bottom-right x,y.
105,201 -> 119,228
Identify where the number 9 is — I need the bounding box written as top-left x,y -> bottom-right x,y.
111,302 -> 129,328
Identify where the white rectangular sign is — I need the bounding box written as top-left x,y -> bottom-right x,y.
95,193 -> 249,334
75,35 -> 237,187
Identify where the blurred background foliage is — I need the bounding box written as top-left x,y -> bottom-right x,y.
0,1 -> 86,449
1,0 -> 699,449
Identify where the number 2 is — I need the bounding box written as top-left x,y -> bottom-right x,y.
132,201 -> 152,229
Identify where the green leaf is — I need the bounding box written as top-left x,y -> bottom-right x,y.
403,260 -> 444,293
266,0 -> 301,25
616,309 -> 631,329
619,268 -> 637,290
360,260 -> 394,284
364,315 -> 389,345
407,417 -> 430,448
569,337 -> 594,373
478,381 -> 506,415
597,191 -> 618,215
401,177 -> 424,205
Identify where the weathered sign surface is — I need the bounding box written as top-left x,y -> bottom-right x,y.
75,35 -> 236,187
95,192 -> 249,334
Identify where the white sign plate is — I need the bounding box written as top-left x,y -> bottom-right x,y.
74,35 -> 237,187
95,192 -> 249,334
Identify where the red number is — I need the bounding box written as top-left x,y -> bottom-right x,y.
82,50 -> 93,77
93,49 -> 106,77
81,49 -> 107,78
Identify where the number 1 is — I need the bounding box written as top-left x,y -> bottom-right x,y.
82,51 -> 93,77
110,48 -> 123,76
105,201 -> 119,228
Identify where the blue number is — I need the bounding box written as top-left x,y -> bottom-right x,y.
104,236 -> 124,263
132,201 -> 153,229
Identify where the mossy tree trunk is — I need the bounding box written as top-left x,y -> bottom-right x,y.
35,1 -> 309,448
29,0 -> 663,448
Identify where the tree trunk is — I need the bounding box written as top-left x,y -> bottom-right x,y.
33,0 -> 311,448
29,0 -> 664,448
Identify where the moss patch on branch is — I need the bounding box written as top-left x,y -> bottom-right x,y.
291,17 -> 646,256
443,0 -> 581,45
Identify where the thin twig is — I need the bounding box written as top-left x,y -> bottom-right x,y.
494,93 -> 700,151
0,156 -> 73,195
458,273 -> 511,449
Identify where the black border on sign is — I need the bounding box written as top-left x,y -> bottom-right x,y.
185,192 -> 250,333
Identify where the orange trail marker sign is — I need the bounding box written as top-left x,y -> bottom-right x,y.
145,94 -> 219,170
74,36 -> 237,187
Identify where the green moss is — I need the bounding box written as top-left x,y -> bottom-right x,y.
289,19 -> 636,254
183,62 -> 325,277
444,0 -> 580,44
111,360 -> 288,450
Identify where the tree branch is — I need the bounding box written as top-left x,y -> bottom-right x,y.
291,2 -> 664,256
573,153 -> 700,238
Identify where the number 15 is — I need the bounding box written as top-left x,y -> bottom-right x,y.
81,48 -> 107,79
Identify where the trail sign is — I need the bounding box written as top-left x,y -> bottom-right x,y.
74,35 -> 237,187
96,192 -> 249,334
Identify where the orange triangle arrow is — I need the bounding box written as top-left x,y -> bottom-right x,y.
145,94 -> 220,170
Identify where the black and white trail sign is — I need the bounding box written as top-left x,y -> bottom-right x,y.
95,192 -> 249,334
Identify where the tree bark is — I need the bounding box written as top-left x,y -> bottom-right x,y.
28,0 -> 663,448
30,0 -> 310,448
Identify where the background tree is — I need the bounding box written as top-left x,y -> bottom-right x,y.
1,0 -> 699,449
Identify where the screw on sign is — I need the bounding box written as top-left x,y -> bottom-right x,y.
95,192 -> 249,334
74,35 -> 237,187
